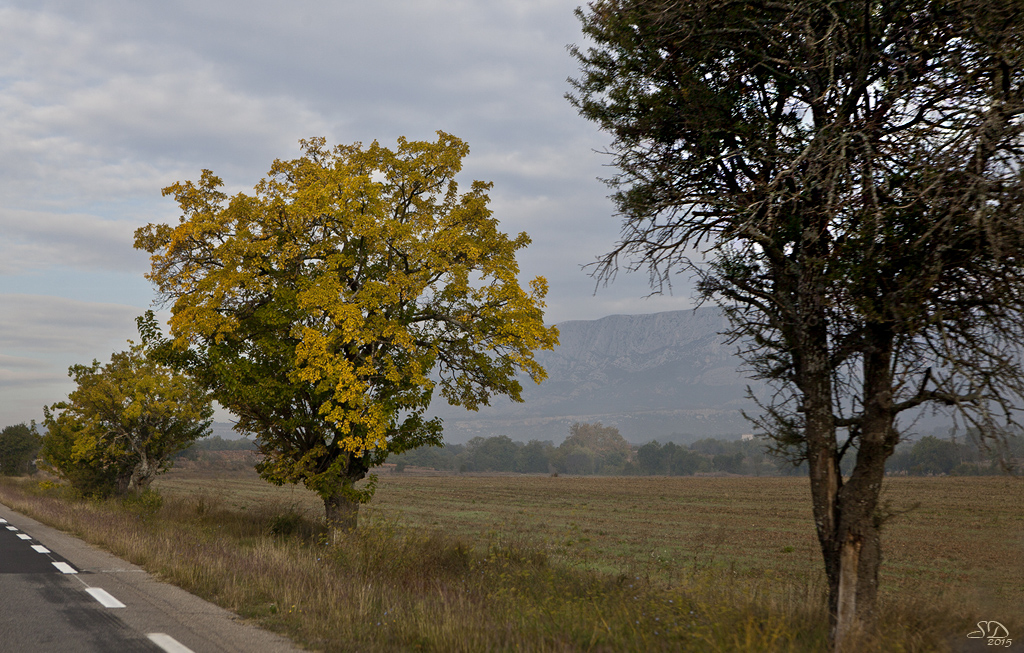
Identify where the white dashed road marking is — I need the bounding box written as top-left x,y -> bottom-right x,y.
85,587 -> 126,608
1,515 -> 292,652
52,561 -> 77,574
147,633 -> 196,653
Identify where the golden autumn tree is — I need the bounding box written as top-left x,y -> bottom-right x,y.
41,340 -> 213,497
135,133 -> 558,530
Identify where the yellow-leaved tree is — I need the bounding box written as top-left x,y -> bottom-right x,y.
135,133 -> 558,530
41,339 -> 213,497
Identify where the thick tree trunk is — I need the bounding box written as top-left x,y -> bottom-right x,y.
323,485 -> 360,535
799,329 -> 846,647
319,453 -> 371,538
127,452 -> 157,494
827,491 -> 884,651
827,462 -> 887,651
115,471 -> 132,497
819,328 -> 895,651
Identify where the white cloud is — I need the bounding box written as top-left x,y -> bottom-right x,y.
0,5 -> 332,210
0,0 -> 682,424
0,210 -> 147,274
0,353 -> 60,389
0,294 -> 146,424
0,294 -> 139,353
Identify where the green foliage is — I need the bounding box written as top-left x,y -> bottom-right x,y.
38,416 -> 125,498
391,427 -> 1003,478
40,339 -> 212,497
712,452 -> 745,475
514,439 -> 555,473
390,429 -> 774,476
134,133 -> 557,522
907,437 -> 960,475
462,435 -> 519,472
121,488 -> 164,518
885,431 -> 1021,476
269,509 -> 306,537
633,440 -> 723,475
555,422 -> 632,474
0,423 -> 41,476
635,441 -> 667,474
393,429 -> 1019,478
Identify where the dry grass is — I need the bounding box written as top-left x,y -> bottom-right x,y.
0,469 -> 1019,652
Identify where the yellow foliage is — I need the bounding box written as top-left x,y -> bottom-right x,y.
134,133 -> 558,503
41,342 -> 213,496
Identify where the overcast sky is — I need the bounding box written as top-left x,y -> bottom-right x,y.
0,0 -> 698,427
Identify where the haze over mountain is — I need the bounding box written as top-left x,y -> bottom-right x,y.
431,308 -> 761,444
209,307 -> 954,446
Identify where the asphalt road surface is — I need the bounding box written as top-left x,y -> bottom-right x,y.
0,501 -> 302,653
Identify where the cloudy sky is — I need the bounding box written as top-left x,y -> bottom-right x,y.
0,0 -> 697,427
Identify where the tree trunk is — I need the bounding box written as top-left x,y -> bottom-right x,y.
826,459 -> 887,651
828,494 -> 883,651
822,328 -> 895,651
127,452 -> 157,494
115,471 -> 132,497
800,336 -> 846,647
323,485 -> 360,535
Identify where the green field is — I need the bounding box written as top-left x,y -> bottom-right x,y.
1,468 -> 1020,651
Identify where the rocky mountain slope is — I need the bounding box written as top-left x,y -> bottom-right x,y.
431,308 -> 761,444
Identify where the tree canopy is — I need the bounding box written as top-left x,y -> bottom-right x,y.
569,0 -> 1024,646
0,423 -> 41,476
553,421 -> 632,474
135,132 -> 558,530
41,339 -> 212,496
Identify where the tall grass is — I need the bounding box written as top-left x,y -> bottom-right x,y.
0,477 -> 992,652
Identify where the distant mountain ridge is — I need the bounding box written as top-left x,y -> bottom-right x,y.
431,307 -> 760,444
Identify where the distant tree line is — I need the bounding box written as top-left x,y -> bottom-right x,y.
387,423 -> 1021,477
886,431 -> 1023,476
176,435 -> 258,459
7,420 -> 1019,479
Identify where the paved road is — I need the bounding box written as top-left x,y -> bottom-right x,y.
0,502 -> 303,653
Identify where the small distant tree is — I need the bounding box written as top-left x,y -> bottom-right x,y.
560,422 -> 632,473
135,133 -> 557,532
0,423 -> 41,476
41,339 -> 213,497
515,439 -> 555,473
663,443 -> 703,476
563,447 -> 597,475
464,435 -> 519,472
636,441 -> 667,475
391,445 -> 453,471
712,452 -> 745,475
689,438 -> 729,457
907,436 -> 960,475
